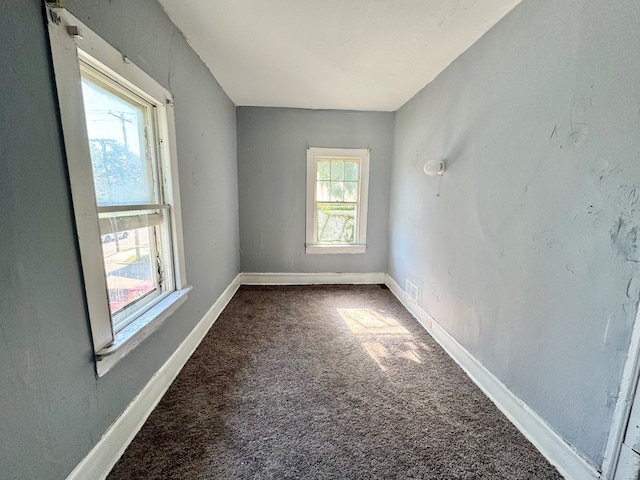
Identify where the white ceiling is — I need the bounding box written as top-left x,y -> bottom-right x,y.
158,0 -> 522,112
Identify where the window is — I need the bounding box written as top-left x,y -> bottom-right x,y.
306,147 -> 370,254
47,7 -> 189,373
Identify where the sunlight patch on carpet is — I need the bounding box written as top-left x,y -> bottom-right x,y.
338,308 -> 410,336
338,308 -> 430,372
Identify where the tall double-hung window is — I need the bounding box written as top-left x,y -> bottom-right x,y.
306,147 -> 370,254
47,7 -> 189,374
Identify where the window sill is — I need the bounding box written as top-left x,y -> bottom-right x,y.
305,244 -> 366,255
95,286 -> 192,376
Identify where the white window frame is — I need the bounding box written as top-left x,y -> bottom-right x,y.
305,147 -> 370,254
46,7 -> 190,375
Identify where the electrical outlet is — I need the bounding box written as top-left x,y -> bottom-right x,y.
405,280 -> 419,302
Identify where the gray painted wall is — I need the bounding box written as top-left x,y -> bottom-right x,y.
388,0 -> 640,468
237,108 -> 394,274
0,1 -> 239,479
4,0 -> 639,476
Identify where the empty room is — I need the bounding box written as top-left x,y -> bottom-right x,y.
2,0 -> 640,479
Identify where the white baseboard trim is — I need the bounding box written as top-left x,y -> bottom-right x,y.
68,272 -> 597,480
240,271 -> 386,285
385,274 -> 600,480
66,274 -> 241,480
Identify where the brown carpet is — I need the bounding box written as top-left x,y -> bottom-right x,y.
107,285 -> 563,479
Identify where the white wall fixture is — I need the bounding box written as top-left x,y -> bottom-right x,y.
424,159 -> 446,197
423,159 -> 446,176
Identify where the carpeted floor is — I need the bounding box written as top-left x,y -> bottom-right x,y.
107,285 -> 563,479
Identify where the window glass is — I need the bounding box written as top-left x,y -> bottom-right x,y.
99,215 -> 160,328
81,73 -> 155,206
317,203 -> 357,244
80,68 -> 167,331
317,181 -> 331,202
344,182 -> 358,202
314,158 -> 360,245
47,7 -> 189,368
344,161 -> 358,181
103,226 -> 156,312
330,160 -> 344,181
330,181 -> 344,202
306,148 -> 369,253
317,160 -> 331,181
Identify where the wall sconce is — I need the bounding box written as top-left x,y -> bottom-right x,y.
423,159 -> 445,176
423,159 -> 446,197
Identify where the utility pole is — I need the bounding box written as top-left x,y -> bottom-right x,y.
107,110 -> 131,154
107,110 -> 132,254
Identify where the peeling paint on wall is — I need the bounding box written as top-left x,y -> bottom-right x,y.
610,186 -> 640,263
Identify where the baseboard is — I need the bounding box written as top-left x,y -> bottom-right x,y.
67,272 -> 597,480
385,274 -> 600,480
66,274 -> 241,480
240,271 -> 386,285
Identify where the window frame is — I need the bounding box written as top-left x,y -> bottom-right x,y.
305,147 -> 370,254
46,7 -> 189,374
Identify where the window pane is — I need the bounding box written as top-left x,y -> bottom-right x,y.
317,160 -> 330,180
101,224 -> 158,325
330,181 -> 344,202
344,181 -> 358,202
344,161 -> 359,181
330,161 -> 344,181
317,181 -> 330,201
316,203 -> 356,244
81,74 -> 155,206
